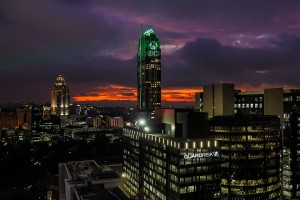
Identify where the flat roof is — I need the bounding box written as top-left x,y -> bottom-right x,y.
64,160 -> 118,181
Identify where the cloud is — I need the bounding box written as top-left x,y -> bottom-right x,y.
165,34 -> 300,88
73,85 -> 137,102
121,93 -> 135,97
1,0 -> 300,103
256,71 -> 266,74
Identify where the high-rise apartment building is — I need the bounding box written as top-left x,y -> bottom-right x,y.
137,28 -> 161,114
106,116 -> 123,128
86,116 -> 102,127
51,75 -> 70,120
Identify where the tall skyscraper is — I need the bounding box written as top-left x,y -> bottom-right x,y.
51,75 -> 70,120
137,28 -> 161,114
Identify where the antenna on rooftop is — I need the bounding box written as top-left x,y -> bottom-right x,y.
141,24 -> 143,34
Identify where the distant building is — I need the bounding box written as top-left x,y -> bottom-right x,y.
0,113 -> 17,129
59,160 -> 121,200
211,115 -> 282,200
137,28 -> 161,114
0,129 -> 30,144
106,116 -> 123,128
51,75 -> 70,120
43,104 -> 51,119
0,129 -> 17,144
35,115 -> 61,136
17,107 -> 32,129
64,126 -> 102,140
86,116 -> 103,127
31,104 -> 44,134
203,83 -> 235,118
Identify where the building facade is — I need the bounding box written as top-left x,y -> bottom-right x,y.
0,113 -> 17,129
282,112 -> 300,199
51,75 -> 70,120
234,89 -> 300,199
17,107 -> 32,129
123,127 -> 221,200
203,83 -> 235,118
155,108 -> 210,139
106,116 -> 123,128
86,116 -> 102,127
137,28 -> 161,114
211,115 -> 282,200
31,104 -> 44,134
196,86 -> 300,199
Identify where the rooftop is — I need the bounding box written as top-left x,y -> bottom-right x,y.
124,127 -> 217,149
64,160 -> 118,182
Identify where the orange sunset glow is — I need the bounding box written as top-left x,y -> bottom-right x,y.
73,84 -> 202,102
73,83 -> 300,104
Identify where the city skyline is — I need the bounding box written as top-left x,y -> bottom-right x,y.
1,0 -> 300,105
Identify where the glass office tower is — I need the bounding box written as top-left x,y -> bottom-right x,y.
196,87 -> 300,199
211,115 -> 282,200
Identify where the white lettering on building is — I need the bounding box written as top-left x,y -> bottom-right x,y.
183,151 -> 219,159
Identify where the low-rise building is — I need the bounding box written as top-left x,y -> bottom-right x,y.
59,160 -> 121,200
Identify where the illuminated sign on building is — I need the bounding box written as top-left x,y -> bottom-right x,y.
183,151 -> 219,159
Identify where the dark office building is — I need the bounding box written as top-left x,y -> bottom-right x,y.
211,115 -> 282,200
283,111 -> 300,199
31,104 -> 44,134
35,115 -> 61,136
137,28 -> 161,114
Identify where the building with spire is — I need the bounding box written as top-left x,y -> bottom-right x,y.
51,75 -> 70,120
137,28 -> 161,114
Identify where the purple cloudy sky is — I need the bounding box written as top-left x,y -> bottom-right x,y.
1,0 -> 300,104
